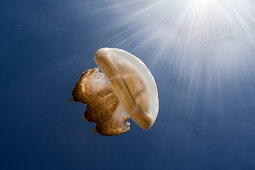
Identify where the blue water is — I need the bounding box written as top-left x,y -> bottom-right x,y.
1,0 -> 255,169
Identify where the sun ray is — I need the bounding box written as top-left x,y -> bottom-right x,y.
85,0 -> 255,92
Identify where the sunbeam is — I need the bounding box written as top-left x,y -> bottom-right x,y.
96,0 -> 255,77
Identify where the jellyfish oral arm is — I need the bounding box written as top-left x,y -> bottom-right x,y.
72,68 -> 131,136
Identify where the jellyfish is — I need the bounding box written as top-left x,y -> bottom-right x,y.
71,48 -> 159,136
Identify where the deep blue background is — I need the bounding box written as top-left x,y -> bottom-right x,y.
1,0 -> 255,170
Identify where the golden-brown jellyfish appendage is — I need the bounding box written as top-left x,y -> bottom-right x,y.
72,68 -> 130,136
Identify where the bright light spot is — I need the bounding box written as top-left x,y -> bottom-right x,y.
193,0 -> 211,15
196,0 -> 211,9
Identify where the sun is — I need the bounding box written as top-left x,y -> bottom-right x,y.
194,0 -> 212,14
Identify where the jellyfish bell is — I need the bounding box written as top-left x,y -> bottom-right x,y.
72,48 -> 159,136
95,48 -> 159,129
